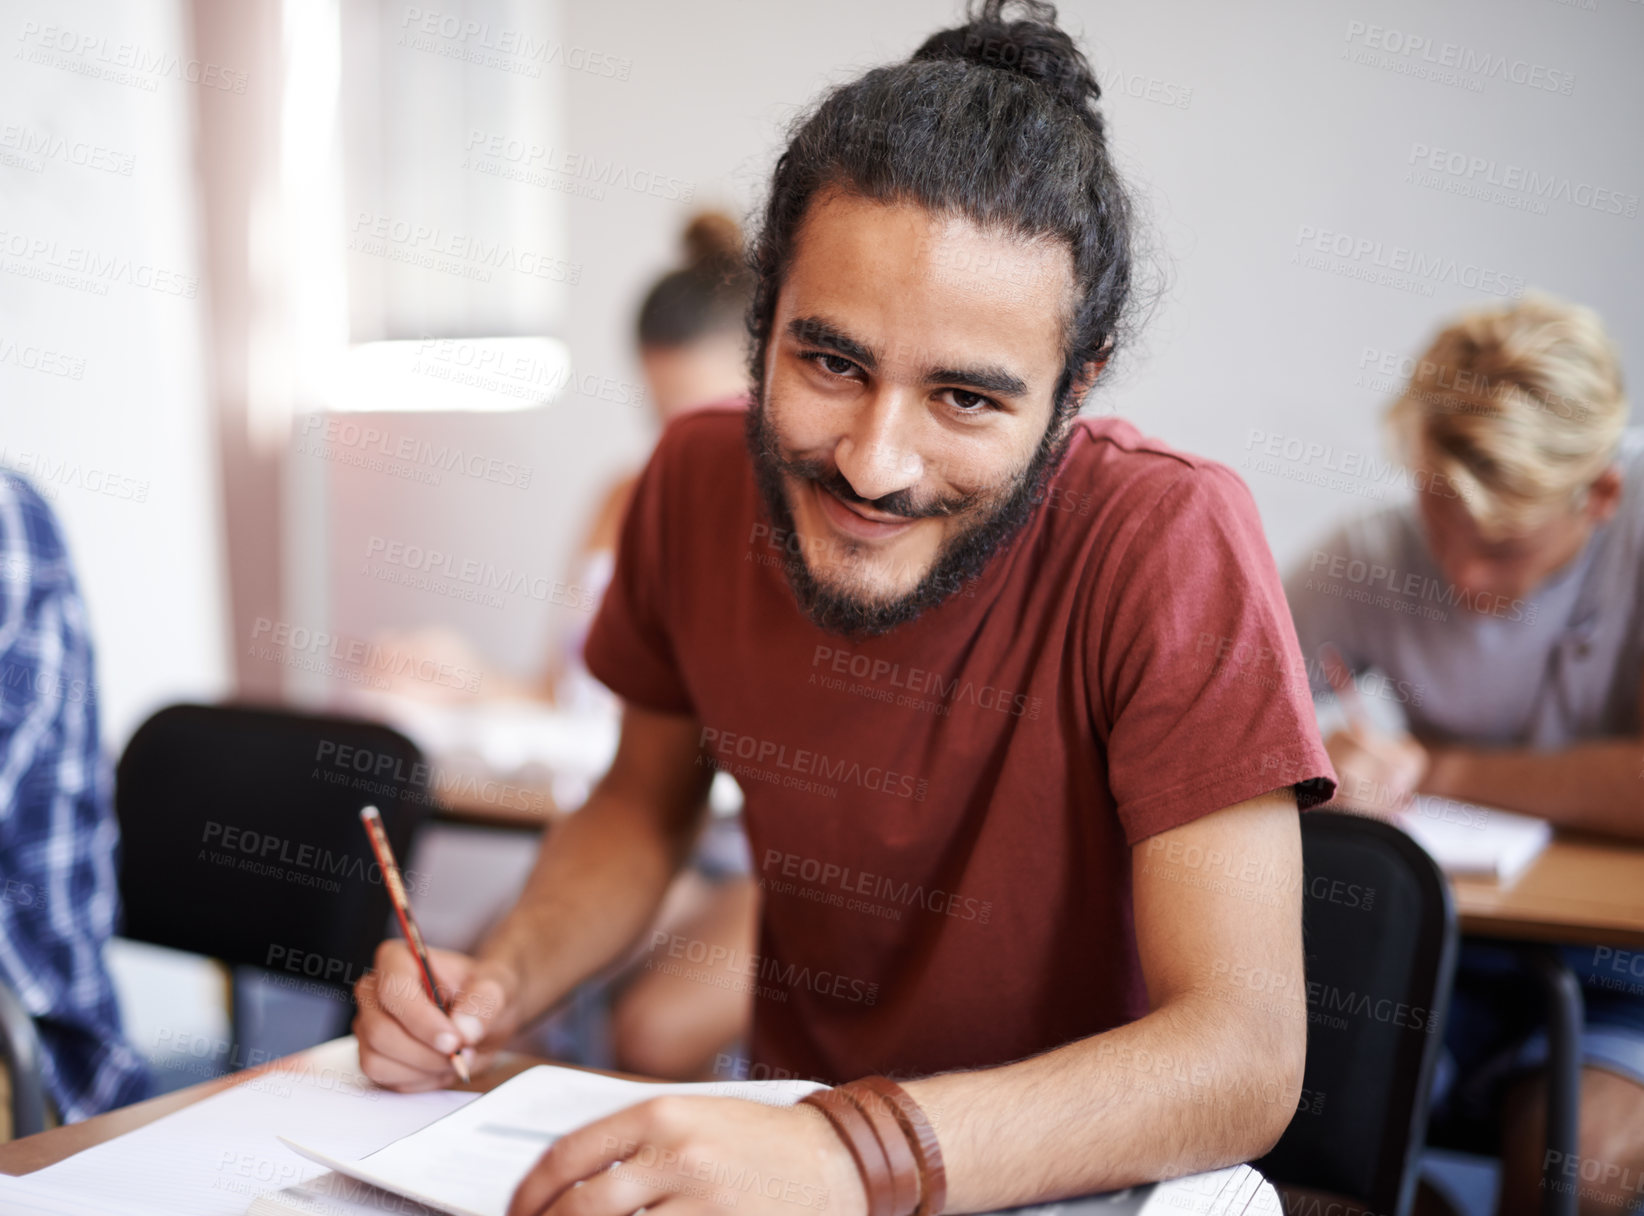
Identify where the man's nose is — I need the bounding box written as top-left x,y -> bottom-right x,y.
832,390 -> 924,503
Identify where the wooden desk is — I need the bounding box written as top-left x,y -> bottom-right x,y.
0,1043 -> 551,1177
1450,834 -> 1644,950
1441,833 -> 1644,1216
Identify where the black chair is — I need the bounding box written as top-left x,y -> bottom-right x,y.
1256,810 -> 1458,1216
115,703 -> 432,1051
0,977 -> 47,1138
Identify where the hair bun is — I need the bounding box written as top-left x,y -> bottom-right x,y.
912,0 -> 1100,114
681,211 -> 745,272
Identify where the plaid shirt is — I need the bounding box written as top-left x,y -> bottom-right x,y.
0,472 -> 148,1121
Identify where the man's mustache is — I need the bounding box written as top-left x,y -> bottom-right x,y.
776,452 -> 978,520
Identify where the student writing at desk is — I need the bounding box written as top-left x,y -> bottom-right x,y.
1286,293 -> 1644,1215
355,3 -> 1336,1213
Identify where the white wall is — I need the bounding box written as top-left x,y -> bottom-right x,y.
558,0 -> 1644,573
3,0 -> 1636,745
0,0 -> 231,748
315,0 -> 599,684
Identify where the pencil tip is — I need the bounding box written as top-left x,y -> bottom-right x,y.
452,1054 -> 472,1084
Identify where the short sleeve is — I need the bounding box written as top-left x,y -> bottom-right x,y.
582,437 -> 695,717
1097,465 -> 1336,843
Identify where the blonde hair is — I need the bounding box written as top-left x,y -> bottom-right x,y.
1386,291 -> 1627,538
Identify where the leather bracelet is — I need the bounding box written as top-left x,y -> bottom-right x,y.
802,1089 -> 896,1216
841,1077 -> 947,1216
834,1084 -> 921,1216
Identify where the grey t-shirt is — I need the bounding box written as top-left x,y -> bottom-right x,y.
1284,428 -> 1644,750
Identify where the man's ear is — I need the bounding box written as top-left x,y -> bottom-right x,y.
1050,358 -> 1105,445
1072,357 -> 1104,401
1584,463 -> 1623,526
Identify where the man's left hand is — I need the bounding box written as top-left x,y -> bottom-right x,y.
507,1094 -> 866,1216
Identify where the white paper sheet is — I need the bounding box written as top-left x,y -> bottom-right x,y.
1397,797 -> 1552,881
281,1065 -> 827,1216
245,1170 -> 443,1216
2,1046 -> 1281,1216
1142,1164 -> 1281,1213
279,1067 -> 1279,1216
5,1038 -> 474,1216
0,1171 -> 126,1216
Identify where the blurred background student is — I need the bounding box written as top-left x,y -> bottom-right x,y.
548,210 -> 754,717
1285,292 -> 1644,1215
373,211 -> 760,1080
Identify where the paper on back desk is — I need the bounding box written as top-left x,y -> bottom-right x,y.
7,1038 -> 475,1216
281,1065 -> 828,1216
1397,797 -> 1552,881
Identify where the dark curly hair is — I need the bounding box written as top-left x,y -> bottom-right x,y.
746,0 -> 1137,429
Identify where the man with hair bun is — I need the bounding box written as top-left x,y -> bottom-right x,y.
1287,291 -> 1644,1214
357,4 -> 1335,1210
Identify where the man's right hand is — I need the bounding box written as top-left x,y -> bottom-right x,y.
349,703 -> 717,1091
353,940 -> 520,1091
1324,723 -> 1430,816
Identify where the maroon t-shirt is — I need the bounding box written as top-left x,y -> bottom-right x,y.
584,402 -> 1334,1083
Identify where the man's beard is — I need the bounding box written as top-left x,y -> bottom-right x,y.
744,387 -> 1067,640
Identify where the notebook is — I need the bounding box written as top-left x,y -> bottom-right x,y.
1396,796 -> 1552,881
245,1171 -> 441,1216
274,1065 -> 825,1216
264,1064 -> 1278,1216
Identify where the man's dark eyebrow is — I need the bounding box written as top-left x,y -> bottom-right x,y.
787,314 -> 1030,400
787,317 -> 876,369
926,363 -> 1028,399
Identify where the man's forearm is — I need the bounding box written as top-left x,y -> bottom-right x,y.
1421,739 -> 1644,840
901,995 -> 1300,1211
476,787 -> 698,1024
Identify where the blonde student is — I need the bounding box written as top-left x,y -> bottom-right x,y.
1287,291 -> 1644,1216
